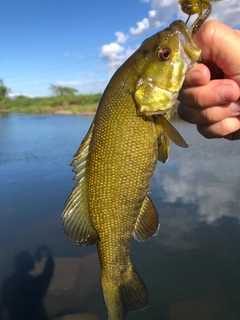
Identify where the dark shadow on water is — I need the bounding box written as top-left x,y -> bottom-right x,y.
0,245 -> 54,320
131,214 -> 240,319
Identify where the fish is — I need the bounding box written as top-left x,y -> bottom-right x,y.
62,20 -> 201,320
179,0 -> 219,33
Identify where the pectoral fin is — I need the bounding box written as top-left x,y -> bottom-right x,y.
62,120 -> 99,246
156,115 -> 188,148
154,115 -> 188,163
157,131 -> 170,163
133,196 -> 160,242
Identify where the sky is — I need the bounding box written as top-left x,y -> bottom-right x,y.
1,0 -> 240,98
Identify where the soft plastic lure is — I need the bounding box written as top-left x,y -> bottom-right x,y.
179,0 -> 220,33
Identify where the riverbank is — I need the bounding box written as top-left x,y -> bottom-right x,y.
0,93 -> 101,114
0,108 -> 97,116
0,94 -> 181,119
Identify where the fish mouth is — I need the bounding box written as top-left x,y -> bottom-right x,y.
170,20 -> 201,66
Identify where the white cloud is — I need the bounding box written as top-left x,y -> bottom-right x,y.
130,0 -> 183,37
115,31 -> 129,44
149,9 -> 156,18
100,42 -> 124,59
130,17 -> 150,36
210,0 -> 240,27
100,42 -> 134,70
98,0 -> 240,80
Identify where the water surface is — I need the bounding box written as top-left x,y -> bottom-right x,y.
1,113 -> 240,320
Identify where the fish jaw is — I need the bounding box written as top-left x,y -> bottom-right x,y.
170,20 -> 201,69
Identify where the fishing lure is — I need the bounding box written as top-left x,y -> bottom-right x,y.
179,0 -> 220,33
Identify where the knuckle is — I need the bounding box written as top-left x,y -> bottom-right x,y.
193,88 -> 205,108
219,117 -> 240,136
201,107 -> 216,123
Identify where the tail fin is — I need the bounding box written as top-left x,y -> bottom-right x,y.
101,264 -> 148,320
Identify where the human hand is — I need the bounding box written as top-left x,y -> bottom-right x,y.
178,20 -> 240,140
35,245 -> 52,261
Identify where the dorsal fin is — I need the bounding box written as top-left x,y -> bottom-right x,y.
71,120 -> 94,178
62,120 -> 99,246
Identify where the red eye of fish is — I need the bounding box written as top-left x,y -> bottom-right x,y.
158,46 -> 171,61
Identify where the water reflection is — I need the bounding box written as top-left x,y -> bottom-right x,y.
0,245 -> 54,320
0,114 -> 240,319
130,216 -> 240,320
153,120 -> 240,224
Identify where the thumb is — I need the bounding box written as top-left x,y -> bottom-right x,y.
193,20 -> 240,85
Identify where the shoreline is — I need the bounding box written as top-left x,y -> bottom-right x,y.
0,109 -> 96,116
54,110 -> 96,115
0,109 -> 182,120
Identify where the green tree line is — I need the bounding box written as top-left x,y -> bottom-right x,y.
49,84 -> 78,96
0,80 -> 101,114
0,79 -> 10,99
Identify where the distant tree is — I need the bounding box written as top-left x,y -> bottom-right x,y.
0,79 -> 10,98
49,84 -> 78,96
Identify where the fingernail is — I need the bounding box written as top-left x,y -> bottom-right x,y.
230,102 -> 240,114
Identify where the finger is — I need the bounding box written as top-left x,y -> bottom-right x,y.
178,100 -> 240,125
193,20 -> 240,84
178,79 -> 240,109
224,129 -> 240,141
196,116 -> 240,139
184,63 -> 210,86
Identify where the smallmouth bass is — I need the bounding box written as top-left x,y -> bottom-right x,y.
62,20 -> 201,320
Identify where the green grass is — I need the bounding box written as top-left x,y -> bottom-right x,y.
0,93 -> 102,114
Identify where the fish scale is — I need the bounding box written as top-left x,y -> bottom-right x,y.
62,20 -> 201,320
90,108 -> 154,264
89,92 -> 158,276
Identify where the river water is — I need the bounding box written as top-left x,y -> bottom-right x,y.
0,112 -> 240,320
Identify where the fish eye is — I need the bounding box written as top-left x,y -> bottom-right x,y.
158,46 -> 171,61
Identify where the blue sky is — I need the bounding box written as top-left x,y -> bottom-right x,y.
2,0 -> 240,97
